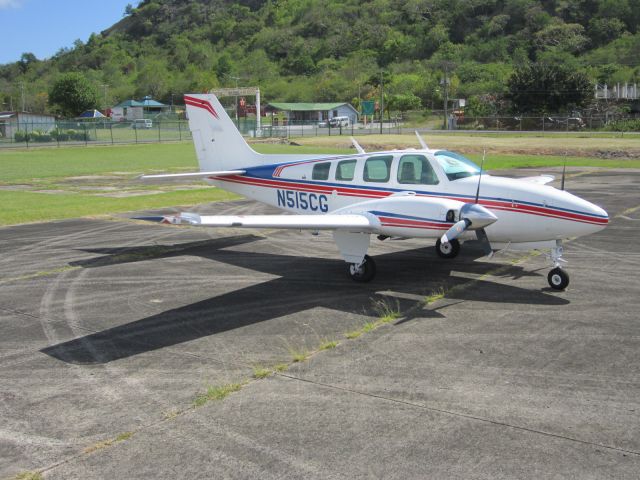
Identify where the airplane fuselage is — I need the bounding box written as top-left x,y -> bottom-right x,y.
208,148 -> 608,246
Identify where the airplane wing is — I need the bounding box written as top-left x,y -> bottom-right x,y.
135,212 -> 376,231
139,170 -> 245,180
518,175 -> 555,185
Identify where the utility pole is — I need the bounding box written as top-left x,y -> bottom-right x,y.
229,75 -> 242,125
20,82 -> 25,112
379,71 -> 384,134
100,84 -> 109,110
442,67 -> 449,130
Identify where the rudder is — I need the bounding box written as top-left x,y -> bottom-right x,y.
185,94 -> 261,172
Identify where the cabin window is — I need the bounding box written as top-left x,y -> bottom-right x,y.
397,155 -> 439,185
312,162 -> 331,180
363,155 -> 393,182
336,159 -> 357,181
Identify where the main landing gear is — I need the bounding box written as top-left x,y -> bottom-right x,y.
547,240 -> 569,290
347,255 -> 376,282
435,238 -> 460,259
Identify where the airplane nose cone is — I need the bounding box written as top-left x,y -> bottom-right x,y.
587,202 -> 609,231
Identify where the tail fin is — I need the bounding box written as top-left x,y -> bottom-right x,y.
185,94 -> 262,172
185,93 -> 330,173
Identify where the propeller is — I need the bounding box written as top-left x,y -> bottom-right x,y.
440,150 -> 497,254
440,203 -> 498,244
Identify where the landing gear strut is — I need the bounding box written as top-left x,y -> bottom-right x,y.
348,254 -> 376,282
435,238 -> 460,259
547,240 -> 569,290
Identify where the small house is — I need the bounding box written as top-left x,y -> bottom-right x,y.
266,102 -> 359,125
0,111 -> 56,139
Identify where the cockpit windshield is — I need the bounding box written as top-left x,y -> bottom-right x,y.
434,151 -> 482,181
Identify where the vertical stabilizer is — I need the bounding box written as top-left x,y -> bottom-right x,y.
184,94 -> 262,172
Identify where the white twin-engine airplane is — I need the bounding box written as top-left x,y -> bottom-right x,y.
140,94 -> 609,290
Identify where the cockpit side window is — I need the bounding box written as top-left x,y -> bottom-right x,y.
312,162 -> 331,180
397,154 -> 439,185
434,151 -> 481,181
335,159 -> 357,181
363,155 -> 393,183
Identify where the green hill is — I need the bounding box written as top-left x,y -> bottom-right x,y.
1,0 -> 639,114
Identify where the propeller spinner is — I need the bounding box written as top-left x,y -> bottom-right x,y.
440,203 -> 498,244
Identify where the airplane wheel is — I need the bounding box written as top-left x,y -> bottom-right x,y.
348,255 -> 376,282
548,267 -> 569,290
435,238 -> 460,259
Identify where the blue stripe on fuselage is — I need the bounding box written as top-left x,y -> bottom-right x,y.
238,161 -> 606,220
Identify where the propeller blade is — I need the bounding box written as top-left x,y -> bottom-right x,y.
475,228 -> 493,256
440,203 -> 498,244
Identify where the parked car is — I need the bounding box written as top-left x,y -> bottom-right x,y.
131,119 -> 153,129
329,116 -> 350,127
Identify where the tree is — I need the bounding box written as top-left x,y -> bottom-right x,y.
387,93 -> 421,113
18,53 -> 37,74
505,63 -> 592,113
48,72 -> 99,117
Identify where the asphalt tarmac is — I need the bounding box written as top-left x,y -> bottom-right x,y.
1,168 -> 639,479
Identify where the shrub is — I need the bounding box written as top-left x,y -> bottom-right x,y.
603,119 -> 640,132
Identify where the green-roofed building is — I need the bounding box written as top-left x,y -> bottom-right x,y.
110,96 -> 168,122
266,101 -> 358,126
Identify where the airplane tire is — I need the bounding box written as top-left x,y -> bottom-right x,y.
548,267 -> 569,290
435,238 -> 460,259
348,255 -> 376,282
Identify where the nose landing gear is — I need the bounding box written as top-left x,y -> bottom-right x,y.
547,240 -> 569,290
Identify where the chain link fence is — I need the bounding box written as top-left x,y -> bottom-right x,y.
453,114 -> 639,131
1,114 -> 637,149
0,119 -> 193,148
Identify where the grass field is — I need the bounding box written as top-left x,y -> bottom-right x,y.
291,133 -> 640,157
1,136 -> 638,226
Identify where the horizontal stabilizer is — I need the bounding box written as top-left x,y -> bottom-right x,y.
139,170 -> 245,180
519,175 -> 555,185
135,213 -> 374,231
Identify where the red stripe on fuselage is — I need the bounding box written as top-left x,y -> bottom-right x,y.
215,175 -> 607,226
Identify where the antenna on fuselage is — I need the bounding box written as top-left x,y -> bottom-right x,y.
350,137 -> 365,154
561,150 -> 567,190
475,149 -> 486,204
415,131 -> 429,150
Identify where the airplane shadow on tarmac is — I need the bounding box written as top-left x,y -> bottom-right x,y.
41,234 -> 568,365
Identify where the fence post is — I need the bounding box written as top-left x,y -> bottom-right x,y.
542,116 -> 545,132
110,123 -> 114,144
134,123 -> 138,144
158,120 -> 161,143
178,121 -> 182,141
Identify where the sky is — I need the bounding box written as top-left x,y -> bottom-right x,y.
0,0 -> 140,64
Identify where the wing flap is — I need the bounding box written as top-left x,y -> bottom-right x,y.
136,213 -> 374,231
